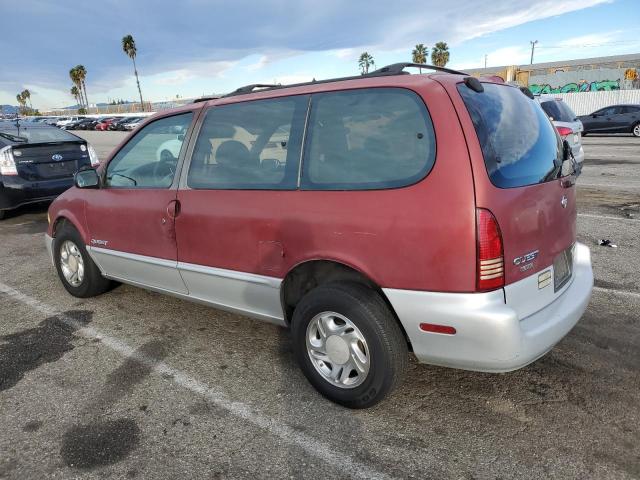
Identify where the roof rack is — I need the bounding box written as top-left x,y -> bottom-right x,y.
193,95 -> 221,103
223,84 -> 281,98
221,62 -> 468,98
370,63 -> 468,76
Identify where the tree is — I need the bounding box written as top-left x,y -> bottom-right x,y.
70,86 -> 82,109
122,34 -> 145,112
69,67 -> 85,109
431,42 -> 450,67
358,52 -> 375,75
16,93 -> 26,114
412,44 -> 428,73
21,89 -> 32,110
75,65 -> 89,110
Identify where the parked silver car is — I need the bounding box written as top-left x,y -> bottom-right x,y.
538,96 -> 584,172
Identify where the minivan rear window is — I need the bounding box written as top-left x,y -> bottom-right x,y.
301,88 -> 436,190
540,99 -> 577,123
458,83 -> 561,189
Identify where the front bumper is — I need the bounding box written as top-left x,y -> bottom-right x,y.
0,176 -> 73,211
383,243 -> 593,372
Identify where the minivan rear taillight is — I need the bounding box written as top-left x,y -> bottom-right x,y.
476,208 -> 504,291
0,146 -> 18,176
556,126 -> 572,138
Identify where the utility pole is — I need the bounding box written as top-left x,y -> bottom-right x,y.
484,54 -> 488,68
530,40 -> 538,65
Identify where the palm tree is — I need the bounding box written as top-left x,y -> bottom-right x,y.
75,65 -> 89,110
358,52 -> 375,75
21,89 -> 32,111
70,86 -> 82,109
69,67 -> 85,109
16,93 -> 26,115
431,42 -> 450,67
412,44 -> 428,73
122,34 -> 145,112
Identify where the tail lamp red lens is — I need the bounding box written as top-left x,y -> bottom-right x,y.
556,126 -> 572,138
476,208 -> 504,291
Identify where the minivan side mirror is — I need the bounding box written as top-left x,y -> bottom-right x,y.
75,168 -> 100,189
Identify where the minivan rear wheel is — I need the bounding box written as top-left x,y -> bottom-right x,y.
632,123 -> 640,137
291,282 -> 407,408
53,223 -> 112,298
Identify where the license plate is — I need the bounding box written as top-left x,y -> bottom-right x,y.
553,246 -> 573,292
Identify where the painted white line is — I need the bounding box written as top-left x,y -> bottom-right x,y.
578,213 -> 638,222
0,282 -> 394,480
578,183 -> 640,190
593,286 -> 640,300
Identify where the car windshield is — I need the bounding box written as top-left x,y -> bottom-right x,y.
540,100 -> 576,123
0,125 -> 80,143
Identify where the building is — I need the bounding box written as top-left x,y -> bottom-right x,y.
464,53 -> 640,95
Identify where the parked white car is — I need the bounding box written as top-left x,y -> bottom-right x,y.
537,96 -> 584,173
56,116 -> 85,128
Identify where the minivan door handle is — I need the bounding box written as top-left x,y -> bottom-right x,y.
166,200 -> 181,219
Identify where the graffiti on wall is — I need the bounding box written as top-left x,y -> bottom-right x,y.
529,79 -> 620,95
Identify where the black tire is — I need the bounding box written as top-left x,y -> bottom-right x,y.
0,210 -> 6,221
291,282 -> 408,408
581,132 -> 587,137
53,222 -> 112,298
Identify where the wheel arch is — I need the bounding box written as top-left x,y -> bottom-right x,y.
280,259 -> 410,346
51,213 -> 89,244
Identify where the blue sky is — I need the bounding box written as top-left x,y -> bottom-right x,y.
1,0 -> 639,109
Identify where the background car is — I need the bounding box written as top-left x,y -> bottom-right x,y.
123,118 -> 143,130
108,117 -> 134,131
538,96 -> 584,171
63,117 -> 94,130
0,121 -> 100,220
57,116 -> 86,128
578,104 -> 640,137
94,117 -> 118,131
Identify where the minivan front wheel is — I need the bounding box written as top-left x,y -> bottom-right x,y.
292,282 -> 407,408
53,223 -> 112,298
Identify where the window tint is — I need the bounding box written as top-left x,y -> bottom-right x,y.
188,96 -> 308,189
540,100 -> 576,122
106,112 -> 192,188
301,88 -> 435,190
458,83 -> 561,188
621,106 -> 640,114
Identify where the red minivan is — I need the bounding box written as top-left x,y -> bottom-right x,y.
45,63 -> 593,408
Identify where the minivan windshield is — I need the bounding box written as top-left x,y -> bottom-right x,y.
457,83 -> 561,188
540,99 -> 577,123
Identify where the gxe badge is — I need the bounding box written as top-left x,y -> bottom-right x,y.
52,154 -> 63,161
561,195 -> 568,208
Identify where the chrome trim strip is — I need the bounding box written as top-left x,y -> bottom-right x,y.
89,246 -> 178,268
177,261 -> 282,288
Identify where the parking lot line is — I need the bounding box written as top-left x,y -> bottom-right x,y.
593,286 -> 640,299
0,281 -> 395,480
578,213 -> 638,222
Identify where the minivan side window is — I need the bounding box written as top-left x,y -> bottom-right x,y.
301,88 -> 436,190
458,83 -> 561,189
106,113 -> 193,188
187,96 -> 308,190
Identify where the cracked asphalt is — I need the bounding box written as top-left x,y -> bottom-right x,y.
0,132 -> 638,479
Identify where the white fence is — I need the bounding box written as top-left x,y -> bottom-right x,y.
553,90 -> 640,115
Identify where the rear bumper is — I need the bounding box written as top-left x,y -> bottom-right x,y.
383,243 -> 593,372
0,176 -> 73,211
